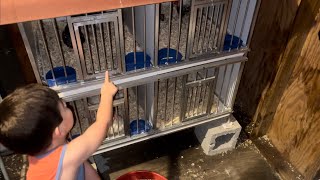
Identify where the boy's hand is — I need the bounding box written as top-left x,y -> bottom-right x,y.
65,71 -> 117,169
101,71 -> 118,97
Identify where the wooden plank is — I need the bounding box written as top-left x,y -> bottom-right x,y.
7,24 -> 36,84
0,26 -> 27,95
235,0 -> 320,178
244,0 -> 320,178
249,0 -> 307,137
253,138 -> 303,180
266,0 -> 320,177
0,0 -> 175,25
234,0 -> 302,131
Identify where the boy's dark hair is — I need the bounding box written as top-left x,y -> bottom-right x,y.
0,84 -> 62,155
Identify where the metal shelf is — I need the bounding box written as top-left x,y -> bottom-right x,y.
94,111 -> 232,155
57,52 -> 247,102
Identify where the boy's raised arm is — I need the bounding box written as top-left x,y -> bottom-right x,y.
64,71 -> 118,166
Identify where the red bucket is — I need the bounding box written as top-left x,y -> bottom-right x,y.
116,170 -> 167,180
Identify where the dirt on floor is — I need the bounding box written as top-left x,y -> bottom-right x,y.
2,153 -> 27,180
97,128 -> 280,180
2,127 -> 281,180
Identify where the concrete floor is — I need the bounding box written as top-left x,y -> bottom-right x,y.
96,128 -> 280,180
2,128 -> 280,180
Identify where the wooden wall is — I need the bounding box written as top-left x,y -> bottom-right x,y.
235,0 -> 320,179
7,24 -> 36,84
0,25 -> 35,96
267,0 -> 320,178
234,0 -> 302,130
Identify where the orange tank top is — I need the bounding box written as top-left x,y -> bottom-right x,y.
27,145 -> 64,180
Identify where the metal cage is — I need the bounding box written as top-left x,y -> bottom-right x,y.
18,0 -> 260,155
65,57 -> 247,153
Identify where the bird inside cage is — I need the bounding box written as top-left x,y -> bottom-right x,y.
62,25 -> 85,48
160,1 -> 191,21
174,1 -> 191,17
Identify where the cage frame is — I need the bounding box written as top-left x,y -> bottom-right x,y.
16,0 -> 261,155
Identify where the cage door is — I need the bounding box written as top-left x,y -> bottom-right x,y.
69,10 -> 124,80
187,0 -> 231,59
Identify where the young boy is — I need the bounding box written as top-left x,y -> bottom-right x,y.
0,71 -> 117,180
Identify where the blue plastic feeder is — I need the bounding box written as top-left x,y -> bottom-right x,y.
223,34 -> 243,51
125,52 -> 152,72
158,48 -> 182,65
130,119 -> 151,136
45,66 -> 77,87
